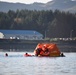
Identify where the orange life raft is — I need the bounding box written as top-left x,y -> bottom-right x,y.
34,43 -> 61,57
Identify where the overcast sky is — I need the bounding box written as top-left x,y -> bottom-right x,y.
0,0 -> 52,4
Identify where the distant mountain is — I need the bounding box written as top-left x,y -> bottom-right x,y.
0,0 -> 76,13
46,0 -> 76,13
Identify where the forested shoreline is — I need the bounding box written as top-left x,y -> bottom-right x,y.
0,9 -> 76,38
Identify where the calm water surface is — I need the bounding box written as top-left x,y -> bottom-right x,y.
0,52 -> 76,75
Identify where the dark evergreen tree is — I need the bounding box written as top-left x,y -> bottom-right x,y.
0,9 -> 76,38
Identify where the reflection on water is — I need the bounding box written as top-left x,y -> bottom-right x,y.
0,52 -> 76,75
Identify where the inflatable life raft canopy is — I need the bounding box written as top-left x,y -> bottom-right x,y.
34,43 -> 61,57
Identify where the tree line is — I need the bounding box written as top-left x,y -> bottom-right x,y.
0,9 -> 76,38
